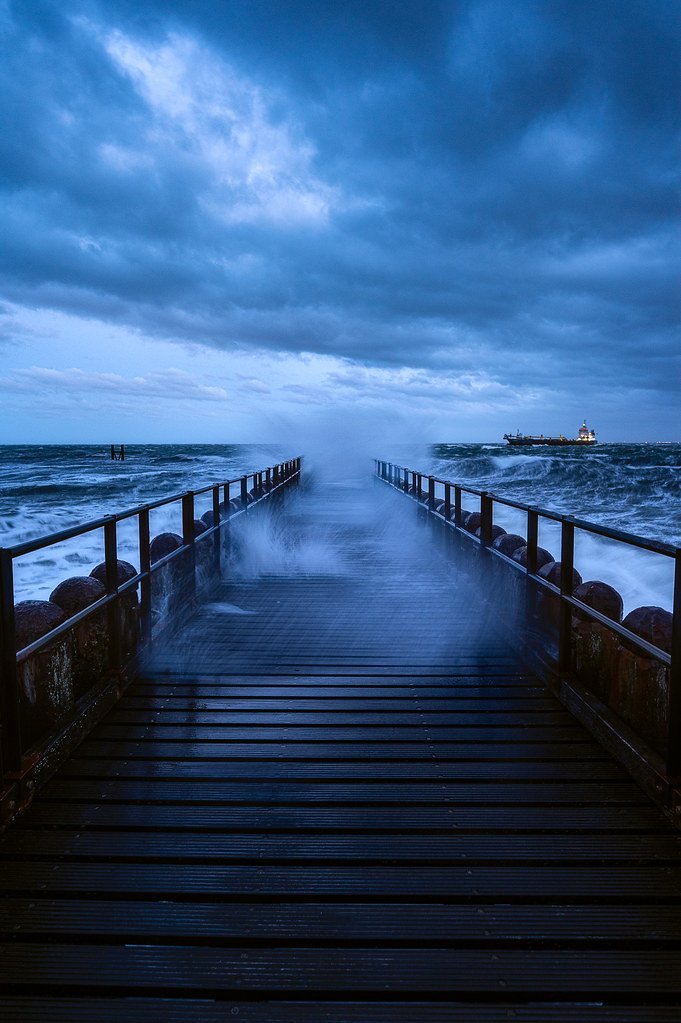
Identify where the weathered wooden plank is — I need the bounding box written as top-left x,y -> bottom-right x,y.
4,999 -> 681,1023
18,802 -> 667,831
105,709 -> 574,726
3,830 -> 680,863
2,944 -> 681,993
2,862 -> 680,898
4,898 -> 681,942
59,758 -> 626,782
73,739 -> 609,761
118,696 -> 560,710
39,778 -> 646,805
89,724 -> 592,742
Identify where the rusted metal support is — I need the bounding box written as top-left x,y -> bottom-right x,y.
0,549 -> 21,775
559,517 -> 575,675
526,508 -> 539,575
138,507 -> 151,646
667,548 -> 681,777
428,476 -> 435,512
212,485 -> 221,577
454,486 -> 462,527
181,491 -> 196,603
104,518 -> 122,677
480,493 -> 493,546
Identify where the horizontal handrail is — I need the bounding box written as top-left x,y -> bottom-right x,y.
375,457 -> 680,777
4,466 -> 291,558
409,469 -> 676,556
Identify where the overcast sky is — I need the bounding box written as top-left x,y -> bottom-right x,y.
0,0 -> 679,443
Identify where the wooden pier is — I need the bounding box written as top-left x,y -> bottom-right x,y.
1,471 -> 681,1020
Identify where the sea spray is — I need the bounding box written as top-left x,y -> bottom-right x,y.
1,440 -> 679,610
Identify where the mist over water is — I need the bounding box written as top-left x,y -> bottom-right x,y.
0,439 -> 679,612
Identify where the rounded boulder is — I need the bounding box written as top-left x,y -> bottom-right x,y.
493,533 -> 526,557
50,576 -> 106,616
464,512 -> 482,534
537,561 -> 583,591
512,546 -> 554,570
622,605 -> 673,655
150,532 -> 183,563
573,580 -> 623,622
90,559 -> 137,588
476,524 -> 507,542
14,600 -> 66,650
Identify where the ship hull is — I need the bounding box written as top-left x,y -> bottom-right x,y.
505,438 -> 597,446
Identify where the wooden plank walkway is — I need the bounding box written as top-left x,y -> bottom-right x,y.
1,477 -> 681,1020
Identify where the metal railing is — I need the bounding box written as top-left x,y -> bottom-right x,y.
375,459 -> 681,778
0,457 -> 301,804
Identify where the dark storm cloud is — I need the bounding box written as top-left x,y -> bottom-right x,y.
0,0 -> 679,402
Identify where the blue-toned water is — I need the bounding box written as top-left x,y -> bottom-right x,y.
0,442 -> 679,611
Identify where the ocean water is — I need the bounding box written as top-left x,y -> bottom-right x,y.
419,442 -> 681,616
0,442 -> 679,612
0,444 -> 286,603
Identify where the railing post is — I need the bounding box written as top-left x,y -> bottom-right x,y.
223,482 -> 229,507
241,475 -> 249,507
558,517 -> 575,675
266,467 -> 271,490
454,486 -> 462,527
403,468 -> 409,493
0,549 -> 21,774
138,507 -> 151,646
480,492 -> 493,546
212,485 -> 221,578
526,508 -> 539,575
182,491 -> 196,604
444,483 -> 451,522
428,476 -> 435,512
666,548 -> 681,776
104,518 -> 122,677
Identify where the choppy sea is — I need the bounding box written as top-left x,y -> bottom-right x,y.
0,442 -> 679,612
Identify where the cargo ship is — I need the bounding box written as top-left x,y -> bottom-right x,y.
503,420 -> 597,447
